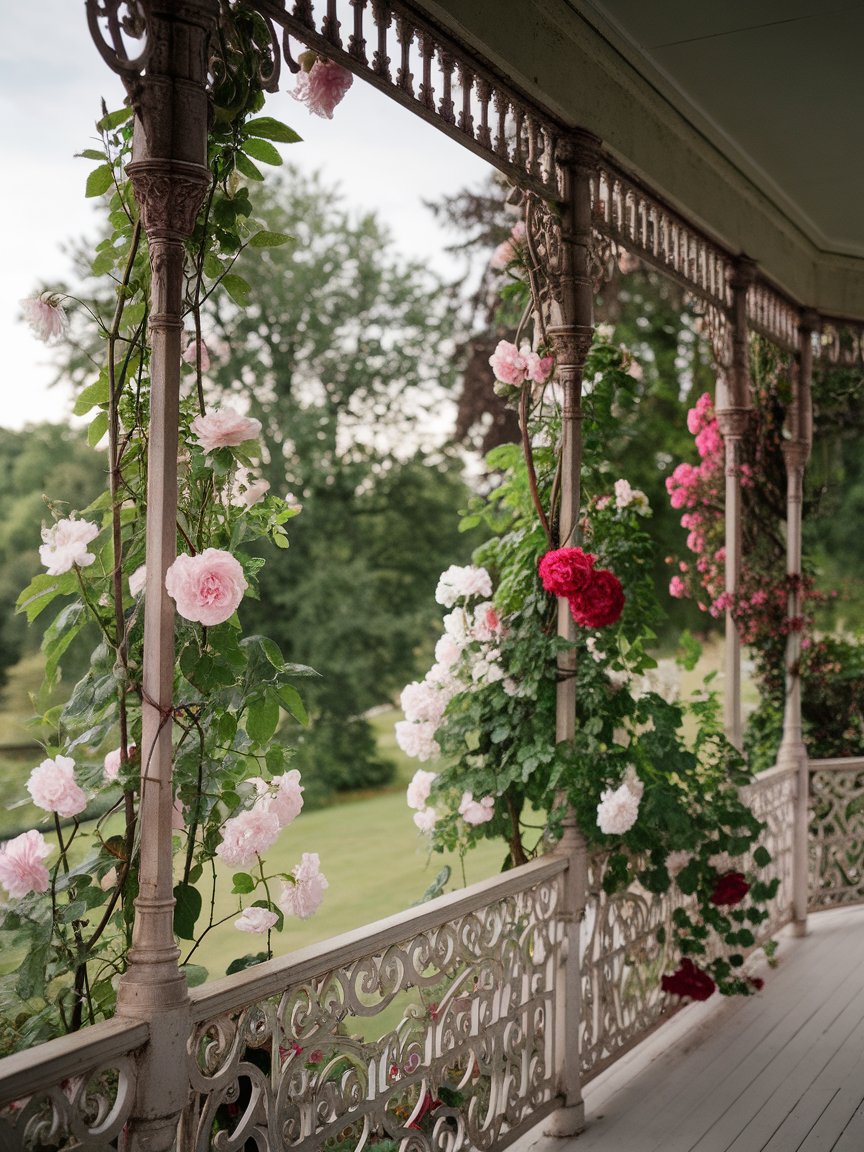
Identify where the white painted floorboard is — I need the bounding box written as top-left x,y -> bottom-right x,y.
514,905 -> 864,1152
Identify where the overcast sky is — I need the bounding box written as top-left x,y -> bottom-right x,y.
0,2 -> 493,430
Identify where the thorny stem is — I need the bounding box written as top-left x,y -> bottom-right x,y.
518,387 -> 552,545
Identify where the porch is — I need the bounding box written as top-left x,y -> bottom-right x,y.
519,903 -> 864,1152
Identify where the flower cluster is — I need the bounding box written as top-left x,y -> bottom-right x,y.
488,340 -> 554,389
292,54 -> 353,119
489,220 -> 527,271
538,546 -> 625,629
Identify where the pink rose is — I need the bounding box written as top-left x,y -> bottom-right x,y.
413,807 -> 438,832
20,294 -> 68,342
251,771 -> 304,828
406,768 -> 437,810
165,548 -> 248,626
216,808 -> 281,868
278,853 -> 328,919
190,406 -> 262,453
459,791 -> 495,826
233,473 -> 270,507
234,907 -> 279,934
488,340 -> 528,385
596,779 -> 641,835
293,58 -> 353,119
0,830 -> 53,898
182,337 -> 211,372
128,564 -> 146,598
538,547 -> 596,598
27,755 -> 87,819
523,350 -> 554,384
103,744 -> 137,783
39,517 -> 100,576
669,575 -> 687,599
394,720 -> 440,762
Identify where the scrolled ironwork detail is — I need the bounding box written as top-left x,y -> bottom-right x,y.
809,760 -> 864,909
0,1056 -> 139,1152
181,873 -> 563,1151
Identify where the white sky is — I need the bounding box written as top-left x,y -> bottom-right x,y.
0,2 -> 493,430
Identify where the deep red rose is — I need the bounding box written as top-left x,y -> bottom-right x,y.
748,977 -> 764,992
568,568 -> 625,628
538,547 -> 596,597
710,870 -> 749,906
661,958 -> 716,1001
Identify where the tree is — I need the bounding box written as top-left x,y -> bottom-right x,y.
203,169 -> 479,799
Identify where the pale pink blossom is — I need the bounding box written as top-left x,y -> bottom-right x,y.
216,808 -> 281,868
401,681 -> 446,726
471,602 -> 502,642
39,517 -> 99,575
0,830 -> 53,898
233,474 -> 271,507
459,791 -> 495,826
293,58 -> 353,119
103,745 -> 136,783
182,337 -> 211,372
666,851 -> 691,878
413,807 -> 438,832
523,350 -> 555,384
190,406 -> 262,454
489,220 -> 526,271
278,853 -> 328,919
284,491 -> 303,513
596,778 -> 641,835
251,771 -> 304,828
99,867 -> 118,892
434,634 -> 462,667
165,548 -> 248,626
27,756 -> 87,819
626,358 -> 643,381
235,907 -> 279,934
488,340 -> 528,385
394,720 -> 440,762
128,564 -> 146,598
669,575 -> 687,599
442,608 -> 471,645
20,294 -> 68,342
406,768 -> 437,810
435,565 -> 492,608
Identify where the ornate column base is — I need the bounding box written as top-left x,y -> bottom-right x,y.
544,1101 -> 587,1138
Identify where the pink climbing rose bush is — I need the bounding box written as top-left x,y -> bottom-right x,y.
165,548 -> 249,626
293,53 -> 354,119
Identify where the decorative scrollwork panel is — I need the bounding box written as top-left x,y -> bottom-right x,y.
182,869 -> 564,1151
740,766 -> 795,934
809,760 -> 864,909
0,1056 -> 139,1152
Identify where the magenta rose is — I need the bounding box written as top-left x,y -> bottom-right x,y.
710,870 -> 750,906
661,958 -> 716,1001
538,547 -> 597,597
165,548 -> 248,626
568,568 -> 625,628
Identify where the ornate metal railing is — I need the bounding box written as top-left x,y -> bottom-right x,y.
808,756 -> 864,909
0,1017 -> 148,1150
180,856 -> 566,1151
579,762 -> 796,1083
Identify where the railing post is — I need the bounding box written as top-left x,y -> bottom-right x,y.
88,2 -> 217,1147
528,131 -> 598,1138
780,310 -> 816,936
714,257 -> 756,750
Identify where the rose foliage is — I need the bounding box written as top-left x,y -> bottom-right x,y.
0,28 -> 337,1055
397,311 -> 778,997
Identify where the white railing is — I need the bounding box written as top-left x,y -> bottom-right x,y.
0,763 -> 810,1150
808,756 -> 864,910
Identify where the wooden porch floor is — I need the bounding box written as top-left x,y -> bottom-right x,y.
519,904 -> 864,1152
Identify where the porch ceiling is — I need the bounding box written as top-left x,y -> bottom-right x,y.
418,0 -> 864,320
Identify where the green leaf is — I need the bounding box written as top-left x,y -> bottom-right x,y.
222,273 -> 252,306
412,866 -> 451,905
74,375 -> 110,416
16,936 -> 50,1000
16,571 -> 79,622
246,695 -> 280,744
752,845 -> 772,868
43,601 -> 87,687
249,230 -> 293,249
88,409 -> 109,447
182,963 -> 209,988
77,149 -> 107,161
90,249 -> 116,276
86,164 -> 114,198
244,116 -> 302,143
242,138 -> 283,166
235,153 -> 264,182
203,251 -> 224,279
173,883 -> 202,940
232,872 -> 256,895
275,683 -> 308,726
226,953 -> 268,975
96,106 -> 134,131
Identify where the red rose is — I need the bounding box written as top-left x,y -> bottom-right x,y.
538,547 -> 596,597
710,870 -> 749,906
569,568 -> 625,628
661,958 -> 716,1001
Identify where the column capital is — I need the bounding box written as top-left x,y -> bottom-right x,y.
715,405 -> 749,439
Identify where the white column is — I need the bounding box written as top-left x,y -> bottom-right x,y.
780,312 -> 815,936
